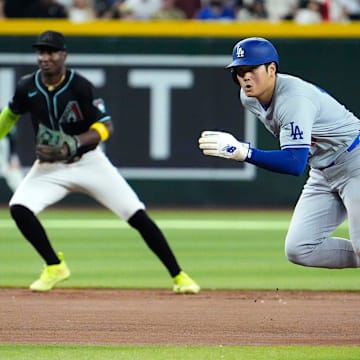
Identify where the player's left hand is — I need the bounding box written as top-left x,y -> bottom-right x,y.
36,124 -> 79,163
36,137 -> 76,163
198,130 -> 250,161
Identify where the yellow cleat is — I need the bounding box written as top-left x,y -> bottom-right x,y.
30,252 -> 70,292
173,271 -> 200,294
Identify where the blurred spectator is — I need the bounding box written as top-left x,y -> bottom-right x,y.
121,2 -> 136,18
321,0 -> 329,19
123,0 -> 161,19
249,0 -> 268,19
236,0 -> 268,20
174,0 -> 201,18
94,0 -> 125,17
235,0 -> 252,20
294,0 -> 323,23
196,0 -> 236,20
151,0 -> 186,19
26,0 -> 68,18
335,0 -> 360,20
93,0 -> 109,17
328,0 -> 348,21
0,0 -> 5,18
57,0 -> 73,9
68,0 -> 96,22
98,0 -> 140,18
265,0 -> 298,21
113,1 -> 137,18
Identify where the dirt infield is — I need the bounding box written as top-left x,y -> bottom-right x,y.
1,288 -> 359,346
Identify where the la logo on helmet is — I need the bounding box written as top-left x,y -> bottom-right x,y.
236,46 -> 245,58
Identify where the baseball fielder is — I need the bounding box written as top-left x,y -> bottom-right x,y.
199,37 -> 360,269
0,30 -> 199,293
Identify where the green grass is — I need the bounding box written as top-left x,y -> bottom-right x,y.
0,208 -> 356,290
1,345 -> 360,360
0,207 -> 358,359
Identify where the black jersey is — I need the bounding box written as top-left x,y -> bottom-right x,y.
9,69 -> 111,156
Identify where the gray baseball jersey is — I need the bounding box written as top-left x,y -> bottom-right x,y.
240,73 -> 360,269
241,74 -> 360,169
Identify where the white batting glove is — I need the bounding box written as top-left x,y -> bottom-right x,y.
198,131 -> 250,161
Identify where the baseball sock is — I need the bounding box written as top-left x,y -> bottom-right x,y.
128,209 -> 181,277
10,204 -> 60,265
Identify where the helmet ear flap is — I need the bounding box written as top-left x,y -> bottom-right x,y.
231,68 -> 240,86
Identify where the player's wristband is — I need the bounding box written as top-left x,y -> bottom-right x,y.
90,122 -> 109,142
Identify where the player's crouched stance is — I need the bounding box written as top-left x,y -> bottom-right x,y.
199,37 -> 360,270
0,30 -> 199,294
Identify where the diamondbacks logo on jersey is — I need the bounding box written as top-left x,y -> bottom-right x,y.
93,98 -> 106,113
290,122 -> 304,140
236,46 -> 245,58
59,101 -> 83,124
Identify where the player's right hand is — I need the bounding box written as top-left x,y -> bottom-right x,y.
198,130 -> 250,161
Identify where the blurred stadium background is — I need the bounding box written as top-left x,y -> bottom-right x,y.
0,19 -> 359,210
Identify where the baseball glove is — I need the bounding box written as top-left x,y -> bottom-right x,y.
36,124 -> 78,163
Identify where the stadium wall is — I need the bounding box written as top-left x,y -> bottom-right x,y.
0,20 -> 359,207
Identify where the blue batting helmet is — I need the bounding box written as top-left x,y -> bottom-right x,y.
226,37 -> 279,68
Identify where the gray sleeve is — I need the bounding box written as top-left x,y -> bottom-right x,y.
278,96 -> 315,150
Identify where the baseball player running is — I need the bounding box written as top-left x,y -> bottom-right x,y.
0,30 -> 200,293
199,37 -> 360,269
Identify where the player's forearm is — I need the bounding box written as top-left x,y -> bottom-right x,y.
77,120 -> 113,147
246,148 -> 309,176
198,131 -> 308,175
0,106 -> 20,139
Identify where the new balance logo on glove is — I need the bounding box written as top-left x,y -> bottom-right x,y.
198,130 -> 250,161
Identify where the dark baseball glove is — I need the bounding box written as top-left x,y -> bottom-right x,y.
36,124 -> 78,163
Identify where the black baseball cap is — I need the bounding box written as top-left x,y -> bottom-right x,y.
32,30 -> 66,51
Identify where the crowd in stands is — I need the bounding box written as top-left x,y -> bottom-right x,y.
0,0 -> 359,23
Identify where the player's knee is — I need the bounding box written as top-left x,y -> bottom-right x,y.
285,240 -> 323,266
285,245 -> 301,264
10,204 -> 33,222
284,241 -> 308,265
